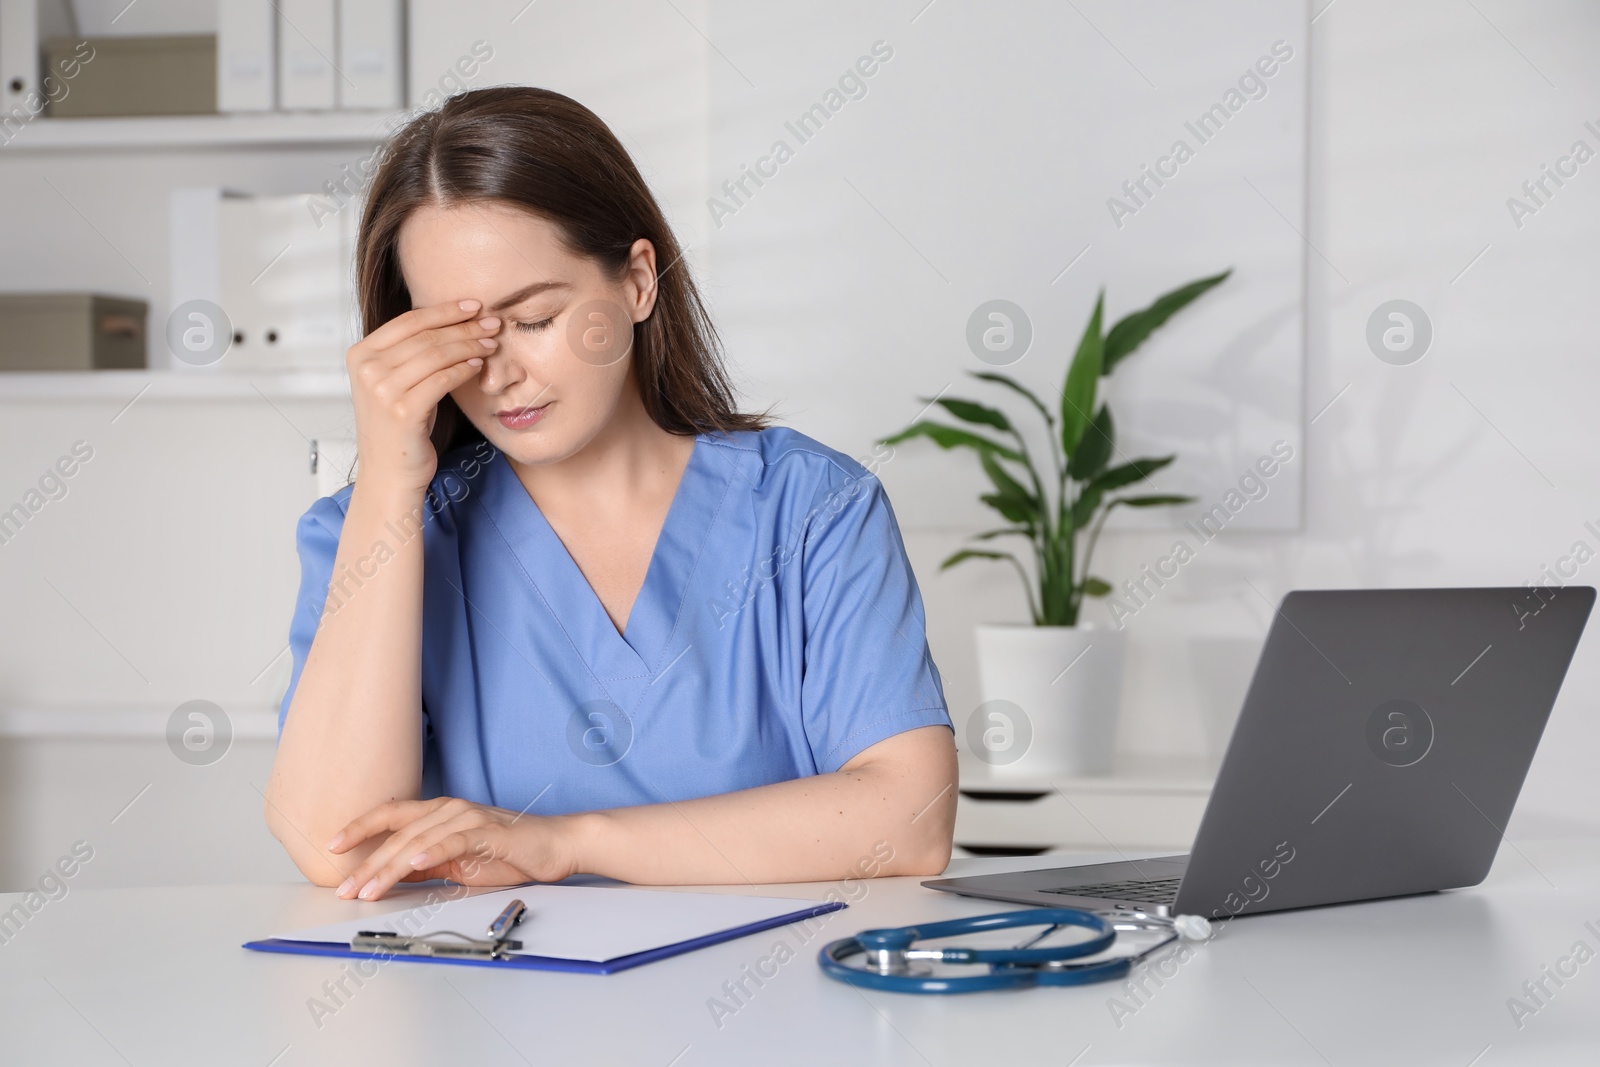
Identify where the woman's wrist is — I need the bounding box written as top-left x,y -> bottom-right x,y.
551,810 -> 608,879
349,472 -> 428,513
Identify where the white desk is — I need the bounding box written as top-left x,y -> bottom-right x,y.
2,843 -> 1597,1066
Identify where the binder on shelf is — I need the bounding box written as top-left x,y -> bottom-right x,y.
217,0 -> 276,112
276,0 -> 335,111
337,0 -> 405,110
218,193 -> 355,371
168,186 -> 231,372
0,0 -> 39,112
169,187 -> 357,372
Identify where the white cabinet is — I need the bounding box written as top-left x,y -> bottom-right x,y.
954,756 -> 1216,856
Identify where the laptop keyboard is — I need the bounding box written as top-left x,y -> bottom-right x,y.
1042,877 -> 1182,904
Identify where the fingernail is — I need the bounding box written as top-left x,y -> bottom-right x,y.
358,879 -> 379,900
409,853 -> 429,868
468,357 -> 483,367
336,877 -> 355,897
325,834 -> 343,851
458,299 -> 480,311
478,337 -> 498,348
478,316 -> 500,329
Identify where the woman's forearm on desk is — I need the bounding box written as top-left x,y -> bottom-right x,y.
327,723 -> 959,900
264,480 -> 428,885
577,725 -> 960,884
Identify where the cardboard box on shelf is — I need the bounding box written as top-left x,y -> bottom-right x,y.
0,293 -> 148,370
43,35 -> 216,117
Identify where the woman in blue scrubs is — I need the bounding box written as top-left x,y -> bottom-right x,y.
264,87 -> 958,901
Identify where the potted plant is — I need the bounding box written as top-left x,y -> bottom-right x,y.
879,270 -> 1231,777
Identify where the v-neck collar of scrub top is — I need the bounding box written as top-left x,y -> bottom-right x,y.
474,431 -> 734,682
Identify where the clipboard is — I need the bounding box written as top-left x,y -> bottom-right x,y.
244,884 -> 847,975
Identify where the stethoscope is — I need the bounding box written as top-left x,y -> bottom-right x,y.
818,907 -> 1214,993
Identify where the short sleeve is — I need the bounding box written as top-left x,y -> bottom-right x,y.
278,494 -> 347,735
799,467 -> 953,773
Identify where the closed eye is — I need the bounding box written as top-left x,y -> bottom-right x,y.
513,317 -> 554,334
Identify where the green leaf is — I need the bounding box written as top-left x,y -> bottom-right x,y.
1069,485 -> 1103,530
972,442 -> 1041,529
1113,494 -> 1194,507
980,494 -> 1034,524
969,371 -> 1054,428
979,451 -> 1037,510
1083,577 -> 1113,597
1090,455 -> 1175,494
939,548 -> 1014,571
972,526 -> 1032,541
1059,291 -> 1104,456
1102,269 -> 1232,374
928,396 -> 1012,434
1070,491 -> 1193,545
1067,405 -> 1114,482
942,547 -> 1042,623
878,420 -> 1024,463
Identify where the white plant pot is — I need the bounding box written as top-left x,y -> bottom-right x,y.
969,623 -> 1126,777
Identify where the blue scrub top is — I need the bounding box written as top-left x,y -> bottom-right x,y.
278,426 -> 953,816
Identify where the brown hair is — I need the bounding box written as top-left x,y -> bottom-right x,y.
355,86 -> 775,459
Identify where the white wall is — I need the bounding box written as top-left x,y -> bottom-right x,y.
703,0 -> 1308,532
3,0 -> 1598,892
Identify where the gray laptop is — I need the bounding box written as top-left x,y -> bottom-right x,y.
925,587 -> 1594,921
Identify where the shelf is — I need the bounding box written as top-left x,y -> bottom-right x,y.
2,110 -> 406,152
958,753 -> 1219,796
0,369 -> 350,401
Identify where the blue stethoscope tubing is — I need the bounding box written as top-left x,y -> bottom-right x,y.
818,907 -> 1192,994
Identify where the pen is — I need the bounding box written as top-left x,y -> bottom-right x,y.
488,898 -> 526,940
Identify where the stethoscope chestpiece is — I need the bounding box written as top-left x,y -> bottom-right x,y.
853,926 -> 924,976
